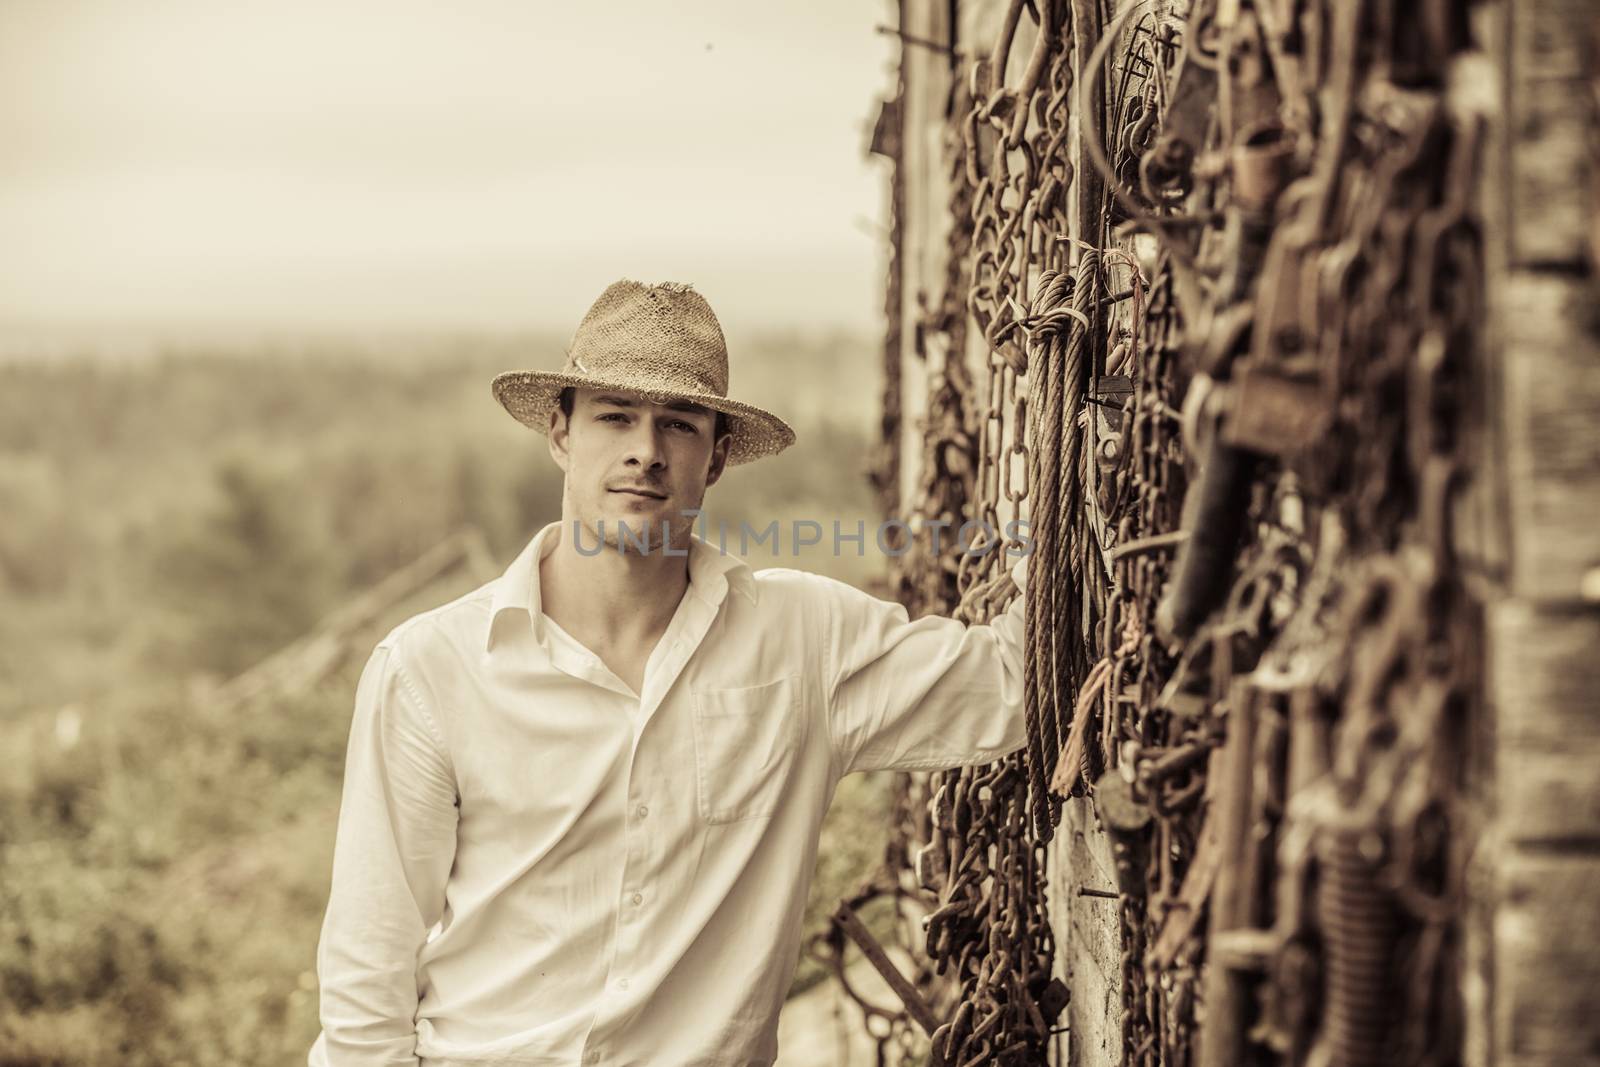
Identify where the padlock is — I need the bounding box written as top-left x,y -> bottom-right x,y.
1218,363 -> 1329,457
1094,770 -> 1154,899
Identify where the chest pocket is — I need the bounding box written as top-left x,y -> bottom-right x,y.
691,674 -> 801,824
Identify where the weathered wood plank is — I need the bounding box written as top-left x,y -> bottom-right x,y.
1051,797 -> 1124,1067
1494,851 -> 1600,1065
1506,0 -> 1597,267
1491,602 -> 1600,844
1491,9 -> 1600,1065
1499,272 -> 1600,603
1490,603 -> 1600,734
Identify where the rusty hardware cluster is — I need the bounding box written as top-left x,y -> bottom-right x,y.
817,0 -> 1487,1065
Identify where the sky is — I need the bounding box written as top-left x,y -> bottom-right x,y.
0,1 -> 897,339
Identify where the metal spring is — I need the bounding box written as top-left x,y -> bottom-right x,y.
1316,827 -> 1396,1067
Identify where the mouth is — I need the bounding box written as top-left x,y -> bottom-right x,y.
609,488 -> 669,501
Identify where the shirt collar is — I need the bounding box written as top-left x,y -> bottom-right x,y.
485,520 -> 757,653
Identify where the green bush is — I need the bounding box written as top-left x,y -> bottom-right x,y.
145,457 -> 337,678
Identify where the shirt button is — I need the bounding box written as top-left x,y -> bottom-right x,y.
630,892 -> 644,906
635,804 -> 649,819
616,977 -> 630,991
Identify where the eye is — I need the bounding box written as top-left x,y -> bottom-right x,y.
597,412 -> 627,423
669,420 -> 698,433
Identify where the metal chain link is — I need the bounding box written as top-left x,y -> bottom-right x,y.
831,5 -> 1482,1067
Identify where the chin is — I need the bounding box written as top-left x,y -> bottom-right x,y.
610,516 -> 665,549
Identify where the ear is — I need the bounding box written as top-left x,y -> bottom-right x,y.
704,431 -> 732,488
547,408 -> 572,472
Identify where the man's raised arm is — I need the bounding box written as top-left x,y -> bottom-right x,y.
820,553 -> 1031,775
313,641 -> 459,1066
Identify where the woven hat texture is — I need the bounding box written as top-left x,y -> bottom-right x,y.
492,279 -> 796,466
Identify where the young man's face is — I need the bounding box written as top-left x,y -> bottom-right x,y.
549,388 -> 731,552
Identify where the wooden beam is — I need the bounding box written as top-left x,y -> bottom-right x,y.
1495,852 -> 1600,1064
1488,4 -> 1600,1065
1491,602 -> 1600,845
1504,0 -> 1597,268
1500,274 -> 1600,604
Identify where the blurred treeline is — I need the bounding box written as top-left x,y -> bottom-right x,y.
0,332 -> 887,1066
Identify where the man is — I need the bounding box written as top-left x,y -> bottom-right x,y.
310,279 -> 1031,1066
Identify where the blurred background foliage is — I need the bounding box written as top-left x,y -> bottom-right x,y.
0,331 -> 887,1065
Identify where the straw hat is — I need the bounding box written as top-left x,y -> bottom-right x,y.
492,279 -> 796,466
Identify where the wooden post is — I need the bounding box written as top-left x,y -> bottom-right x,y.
1196,684 -> 1258,1067
1483,2 -> 1600,1065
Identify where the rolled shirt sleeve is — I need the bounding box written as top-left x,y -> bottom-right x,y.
314,641 -> 460,1066
822,553 -> 1031,775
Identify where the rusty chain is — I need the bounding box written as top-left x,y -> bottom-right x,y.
828,4 -> 1484,1067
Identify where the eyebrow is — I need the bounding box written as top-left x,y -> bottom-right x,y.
593,394 -> 714,417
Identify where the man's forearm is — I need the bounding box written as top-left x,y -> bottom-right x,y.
313,641 -> 458,1066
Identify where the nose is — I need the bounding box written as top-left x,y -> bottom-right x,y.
622,419 -> 667,472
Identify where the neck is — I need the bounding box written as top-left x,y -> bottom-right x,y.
539,520 -> 692,653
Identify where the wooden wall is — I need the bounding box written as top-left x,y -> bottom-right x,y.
1483,2 -> 1600,1064
887,2 -> 1600,1064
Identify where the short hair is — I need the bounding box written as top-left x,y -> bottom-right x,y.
558,387 -> 731,441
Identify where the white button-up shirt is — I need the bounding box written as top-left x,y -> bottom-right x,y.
311,520 -> 1029,1067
